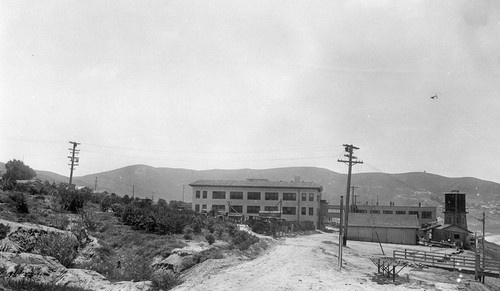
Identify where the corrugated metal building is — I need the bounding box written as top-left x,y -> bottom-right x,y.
347,213 -> 420,245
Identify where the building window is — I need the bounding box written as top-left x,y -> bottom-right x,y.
212,191 -> 226,199
396,211 -> 406,215
202,191 -> 207,198
383,210 -> 393,214
445,216 -> 452,224
301,207 -> 306,215
358,210 -> 368,213
309,207 -> 314,215
282,207 -> 296,215
195,191 -> 200,199
212,205 -> 225,212
264,206 -> 278,212
195,204 -> 200,212
309,193 -> 314,201
230,191 -> 243,199
317,195 -> 320,202
265,192 -> 278,200
421,211 -> 432,219
370,210 -> 380,214
247,192 -> 261,200
283,193 -> 296,201
229,205 -> 243,213
202,204 -> 207,210
302,193 -> 306,201
247,206 -> 260,214
409,211 -> 419,218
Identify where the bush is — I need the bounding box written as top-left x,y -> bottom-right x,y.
183,227 -> 193,240
0,278 -> 89,291
57,188 -> 86,213
37,232 -> 79,268
250,221 -> 269,235
151,269 -> 182,291
205,234 -> 215,245
9,192 -> 29,213
0,223 -> 10,240
231,229 -> 259,251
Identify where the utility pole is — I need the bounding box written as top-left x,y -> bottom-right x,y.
182,185 -> 186,202
338,144 -> 363,246
479,212 -> 486,273
339,195 -> 344,269
132,185 -> 135,199
94,177 -> 98,191
67,141 -> 80,188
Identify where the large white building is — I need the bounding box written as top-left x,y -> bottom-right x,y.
190,177 -> 323,228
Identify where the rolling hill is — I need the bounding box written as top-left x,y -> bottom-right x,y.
2,161 -> 500,235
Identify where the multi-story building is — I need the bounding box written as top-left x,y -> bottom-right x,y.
189,177 -> 323,228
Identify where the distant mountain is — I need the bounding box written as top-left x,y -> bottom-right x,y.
2,161 -> 500,234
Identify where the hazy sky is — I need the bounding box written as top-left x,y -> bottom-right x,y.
1,0 -> 500,183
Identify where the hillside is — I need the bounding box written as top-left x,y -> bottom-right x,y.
2,162 -> 500,235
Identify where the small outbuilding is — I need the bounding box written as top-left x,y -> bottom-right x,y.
431,224 -> 472,247
347,213 -> 420,245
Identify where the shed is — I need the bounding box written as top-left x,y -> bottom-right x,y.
347,213 -> 420,245
431,224 -> 472,246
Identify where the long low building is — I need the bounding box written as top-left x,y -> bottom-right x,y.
189,177 -> 323,228
347,213 -> 420,245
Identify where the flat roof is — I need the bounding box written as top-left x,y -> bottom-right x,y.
348,213 -> 420,229
189,179 -> 323,191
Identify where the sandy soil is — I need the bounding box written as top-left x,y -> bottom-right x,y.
173,230 -> 500,291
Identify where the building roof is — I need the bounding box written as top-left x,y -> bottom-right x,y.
189,179 -> 323,191
435,224 -> 472,233
348,213 -> 420,229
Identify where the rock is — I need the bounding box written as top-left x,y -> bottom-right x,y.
74,235 -> 101,264
0,252 -> 67,283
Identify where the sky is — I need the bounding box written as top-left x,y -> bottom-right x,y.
1,0 -> 500,183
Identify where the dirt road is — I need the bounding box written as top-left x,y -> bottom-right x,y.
173,232 -> 495,291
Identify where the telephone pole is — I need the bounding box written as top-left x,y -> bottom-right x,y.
338,144 -> 363,246
478,212 -> 486,272
68,141 -> 80,188
94,177 -> 98,191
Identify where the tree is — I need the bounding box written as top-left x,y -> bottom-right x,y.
2,159 -> 36,181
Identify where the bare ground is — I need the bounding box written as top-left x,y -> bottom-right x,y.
173,231 -> 500,291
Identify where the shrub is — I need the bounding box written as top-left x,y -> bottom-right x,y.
231,229 -> 259,250
205,234 -> 215,245
57,189 -> 86,213
0,278 -> 89,291
251,221 -> 269,235
37,232 -> 79,268
0,223 -> 10,240
9,192 -> 29,213
183,227 -> 193,240
79,209 -> 98,231
151,269 -> 182,291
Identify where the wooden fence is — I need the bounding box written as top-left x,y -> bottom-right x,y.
393,249 -> 500,278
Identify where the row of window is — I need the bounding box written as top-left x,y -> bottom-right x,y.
194,204 -> 316,216
195,190 -> 318,201
356,209 -> 433,218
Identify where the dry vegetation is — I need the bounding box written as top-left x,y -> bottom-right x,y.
0,180 -> 262,290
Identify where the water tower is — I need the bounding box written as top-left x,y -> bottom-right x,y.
443,190 -> 468,229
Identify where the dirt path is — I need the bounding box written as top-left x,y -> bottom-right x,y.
173,232 -> 496,291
